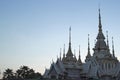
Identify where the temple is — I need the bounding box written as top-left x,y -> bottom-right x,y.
43,9 -> 120,80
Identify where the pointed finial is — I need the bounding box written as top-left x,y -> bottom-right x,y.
98,8 -> 102,32
112,37 -> 115,57
60,48 -> 62,60
78,45 -> 82,63
79,45 -> 80,57
69,27 -> 71,45
79,45 -> 81,59
63,44 -> 65,58
87,34 -> 91,57
63,44 -> 65,54
106,31 -> 109,50
88,34 -> 90,51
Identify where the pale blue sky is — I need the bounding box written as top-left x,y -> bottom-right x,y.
0,0 -> 120,77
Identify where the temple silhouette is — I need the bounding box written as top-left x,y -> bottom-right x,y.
43,9 -> 120,80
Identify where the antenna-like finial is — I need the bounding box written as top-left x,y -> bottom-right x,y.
79,45 -> 81,60
60,48 -> 62,60
106,31 -> 109,50
78,45 -> 82,63
69,27 -> 71,45
63,44 -> 65,58
88,34 -> 90,51
112,37 -> 115,57
79,45 -> 80,56
63,44 -> 65,54
98,8 -> 102,32
88,34 -> 91,56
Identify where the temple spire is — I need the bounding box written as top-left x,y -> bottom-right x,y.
88,34 -> 91,56
79,45 -> 80,58
96,8 -> 105,40
62,44 -> 66,62
87,34 -> 91,58
66,27 -> 73,57
94,9 -> 106,52
106,31 -> 110,51
63,44 -> 65,58
78,45 -> 82,63
112,37 -> 115,57
85,34 -> 91,62
69,27 -> 71,46
99,8 -> 102,32
60,48 -> 62,60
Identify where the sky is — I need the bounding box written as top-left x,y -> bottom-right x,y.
0,0 -> 120,78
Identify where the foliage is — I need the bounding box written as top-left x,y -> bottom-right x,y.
2,66 -> 42,80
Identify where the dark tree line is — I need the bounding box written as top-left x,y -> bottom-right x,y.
3,66 -> 42,80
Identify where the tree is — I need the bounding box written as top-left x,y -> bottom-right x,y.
3,66 -> 43,80
15,66 -> 31,79
3,68 -> 15,80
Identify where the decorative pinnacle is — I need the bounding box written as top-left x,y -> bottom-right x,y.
112,37 -> 115,57
79,45 -> 80,57
79,45 -> 81,59
63,44 -> 65,57
99,8 -> 102,32
88,34 -> 90,51
60,48 -> 62,60
69,27 -> 71,45
106,31 -> 109,49
88,34 -> 91,56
